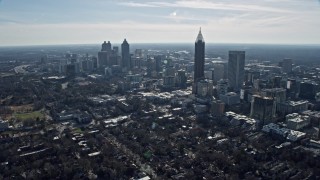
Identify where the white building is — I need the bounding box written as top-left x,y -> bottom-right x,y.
262,123 -> 306,142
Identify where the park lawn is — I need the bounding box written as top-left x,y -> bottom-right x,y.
73,128 -> 83,133
14,111 -> 44,121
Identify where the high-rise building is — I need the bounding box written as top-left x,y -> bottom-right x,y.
66,64 -> 76,77
287,78 -> 298,99
98,41 -> 112,68
299,81 -> 318,100
92,56 -> 98,69
250,95 -> 276,125
135,49 -> 143,58
213,63 -> 225,82
261,88 -> 287,103
228,51 -> 245,91
163,76 -> 175,88
193,28 -> 205,95
98,51 -> 109,68
121,39 -> 130,70
113,46 -> 119,56
194,28 -> 205,83
196,79 -> 213,98
176,70 -> 187,88
155,55 -> 163,72
204,69 -> 214,80
211,100 -> 225,117
282,58 -> 293,74
220,92 -> 240,105
147,57 -> 156,77
217,79 -> 228,97
101,41 -> 112,52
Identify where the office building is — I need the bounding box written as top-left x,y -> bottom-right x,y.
286,113 -> 310,130
204,69 -> 214,80
299,81 -> 318,100
121,39 -> 130,70
135,49 -> 143,58
211,100 -> 225,117
163,76 -> 175,88
196,79 -> 213,98
282,58 -> 293,74
98,41 -> 112,68
155,55 -> 163,72
113,46 -> 119,56
101,41 -> 112,52
194,28 -> 205,83
220,92 -> 240,105
176,70 -> 187,88
193,28 -> 205,94
277,100 -> 308,117
217,79 -> 228,97
213,63 -> 225,82
66,64 -> 76,77
92,56 -> 98,69
261,88 -> 286,103
228,51 -> 245,91
250,95 -> 276,125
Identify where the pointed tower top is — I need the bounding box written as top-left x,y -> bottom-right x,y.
123,38 -> 129,45
196,28 -> 204,42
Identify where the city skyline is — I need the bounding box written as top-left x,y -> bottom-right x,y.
1,0 -> 320,46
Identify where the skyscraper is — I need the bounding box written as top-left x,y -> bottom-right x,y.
101,41 -> 112,52
228,51 -> 245,91
121,39 -> 130,70
194,28 -> 205,83
282,58 -> 293,74
213,63 -> 225,82
98,41 -> 112,68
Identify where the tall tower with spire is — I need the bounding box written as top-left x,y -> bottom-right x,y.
194,28 -> 205,84
121,39 -> 130,70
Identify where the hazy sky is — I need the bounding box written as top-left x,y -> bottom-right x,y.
0,0 -> 320,45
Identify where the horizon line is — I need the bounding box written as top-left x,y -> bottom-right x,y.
1,42 -> 320,48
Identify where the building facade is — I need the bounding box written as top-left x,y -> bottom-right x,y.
121,39 -> 130,70
228,51 -> 245,91
194,29 -> 205,83
250,95 -> 276,125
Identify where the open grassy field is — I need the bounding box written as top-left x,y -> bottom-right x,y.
14,111 -> 44,121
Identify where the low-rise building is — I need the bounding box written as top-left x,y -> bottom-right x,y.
277,100 -> 308,117
225,111 -> 258,130
301,110 -> 320,126
0,118 -> 9,131
286,113 -> 310,130
262,123 -> 306,141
